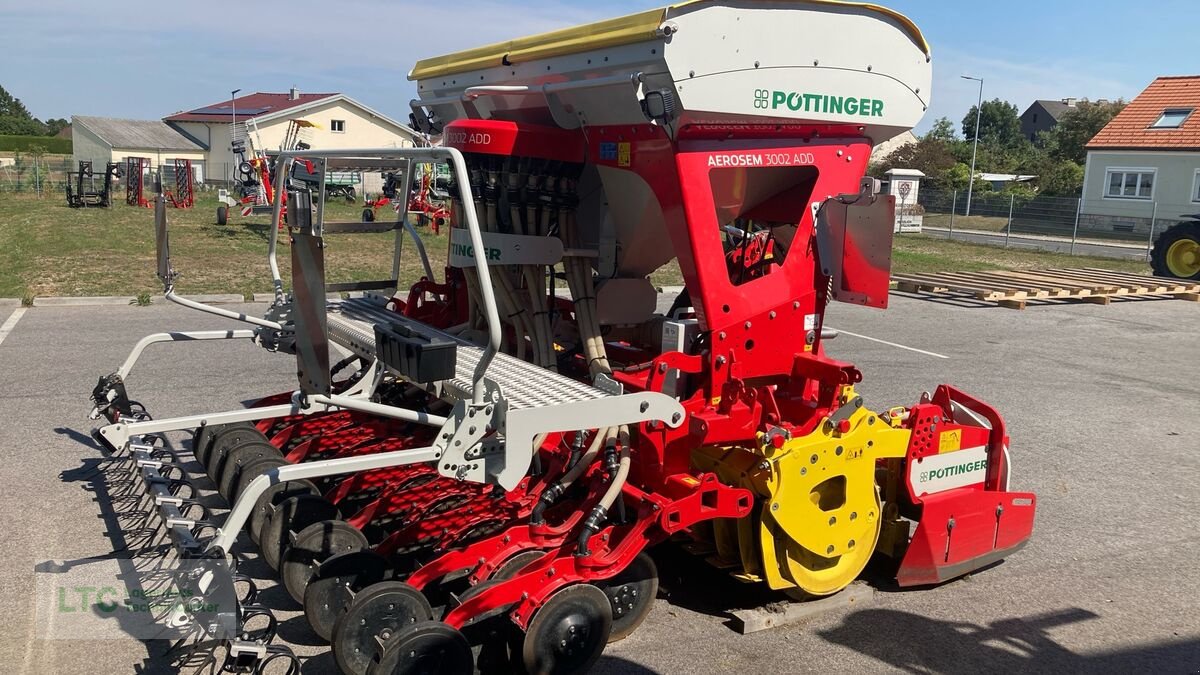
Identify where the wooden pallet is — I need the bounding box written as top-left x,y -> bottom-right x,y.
892,268 -> 1200,309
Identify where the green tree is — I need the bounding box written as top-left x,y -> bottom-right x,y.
1041,100 -> 1126,164
44,118 -> 69,136
962,99 -> 1023,148
1029,158 -> 1084,196
939,162 -> 972,191
874,136 -> 957,187
924,117 -> 958,142
0,85 -> 33,119
0,85 -> 53,135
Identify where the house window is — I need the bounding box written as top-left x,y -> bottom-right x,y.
1104,168 -> 1155,200
1032,113 -> 1038,123
331,120 -> 346,133
1193,169 -> 1200,203
1150,109 -> 1192,129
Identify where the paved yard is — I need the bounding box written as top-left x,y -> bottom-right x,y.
0,293 -> 1197,674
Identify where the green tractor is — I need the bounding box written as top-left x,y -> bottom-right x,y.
1151,215 -> 1200,280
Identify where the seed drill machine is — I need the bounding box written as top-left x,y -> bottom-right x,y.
89,2 -> 1036,673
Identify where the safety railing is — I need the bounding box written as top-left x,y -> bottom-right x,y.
267,147 -> 502,405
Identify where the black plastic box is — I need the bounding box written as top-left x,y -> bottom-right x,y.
374,322 -> 457,384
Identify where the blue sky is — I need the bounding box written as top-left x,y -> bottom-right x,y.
1,0 -> 1193,136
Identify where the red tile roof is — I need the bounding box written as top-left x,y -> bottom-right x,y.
1087,76 -> 1200,151
164,92 -> 338,123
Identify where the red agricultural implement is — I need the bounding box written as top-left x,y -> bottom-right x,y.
362,168 -> 451,233
88,3 -> 1035,674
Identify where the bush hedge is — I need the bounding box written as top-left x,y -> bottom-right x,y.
0,134 -> 72,154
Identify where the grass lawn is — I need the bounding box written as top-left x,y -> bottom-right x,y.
0,192 -> 445,300
923,213 -> 1010,232
0,192 -> 1152,300
892,235 -> 1149,275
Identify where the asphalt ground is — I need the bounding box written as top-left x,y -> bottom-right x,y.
0,293 -> 1197,674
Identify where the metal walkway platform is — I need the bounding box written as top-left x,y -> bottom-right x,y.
327,296 -> 612,409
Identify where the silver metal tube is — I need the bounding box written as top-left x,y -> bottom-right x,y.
402,217 -> 436,282
117,330 -> 256,380
267,157 -> 290,301
165,290 -> 282,330
211,445 -> 441,553
101,402 -> 302,444
393,160 -> 417,285
307,393 -> 448,427
272,147 -> 503,405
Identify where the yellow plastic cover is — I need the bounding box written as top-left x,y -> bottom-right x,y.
408,1 -> 929,82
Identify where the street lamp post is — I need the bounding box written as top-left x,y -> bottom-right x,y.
962,75 -> 983,217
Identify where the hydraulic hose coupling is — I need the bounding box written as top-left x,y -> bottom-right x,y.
576,506 -> 608,557
604,439 -> 619,474
530,482 -> 566,525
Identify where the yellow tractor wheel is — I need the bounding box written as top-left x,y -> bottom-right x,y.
1151,221 -> 1200,280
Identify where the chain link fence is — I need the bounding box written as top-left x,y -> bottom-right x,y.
917,187 -> 1196,261
0,156 -> 384,201
0,155 -> 227,197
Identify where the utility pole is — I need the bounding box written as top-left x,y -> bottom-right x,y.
962,75 -> 984,217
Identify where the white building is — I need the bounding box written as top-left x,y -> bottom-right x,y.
163,89 -> 421,188
1081,76 -> 1200,235
71,116 -> 206,180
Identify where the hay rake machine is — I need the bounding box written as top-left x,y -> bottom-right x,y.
88,2 -> 1036,673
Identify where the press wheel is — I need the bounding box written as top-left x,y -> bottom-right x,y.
280,519 -> 369,603
600,552 -> 658,642
332,581 -> 434,675
235,457 -> 317,544
368,621 -> 473,675
259,494 -> 339,571
206,425 -> 269,479
194,421 -> 255,467
217,440 -> 282,500
521,584 -> 612,675
304,549 -> 392,641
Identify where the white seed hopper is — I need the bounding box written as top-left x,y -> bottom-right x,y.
409,0 -> 932,143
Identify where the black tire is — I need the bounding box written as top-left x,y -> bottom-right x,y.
207,428 -> 270,480
362,208 -> 375,223
280,519 -> 369,603
216,204 -> 228,225
304,549 -> 392,641
192,422 -> 250,466
601,552 -> 658,642
260,494 -> 340,571
217,440 -> 283,500
332,581 -> 434,675
1150,220 -> 1200,280
203,424 -> 265,477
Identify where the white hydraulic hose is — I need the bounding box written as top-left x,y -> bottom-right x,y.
560,426 -> 614,490
597,426 -> 631,512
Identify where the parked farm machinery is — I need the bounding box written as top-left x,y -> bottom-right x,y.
88,2 -> 1035,673
1151,215 -> 1200,280
362,165 -> 451,231
65,160 -> 122,208
217,119 -> 319,226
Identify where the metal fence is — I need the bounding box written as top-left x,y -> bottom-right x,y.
0,156 -> 387,200
917,188 -> 1195,261
0,156 -> 227,197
